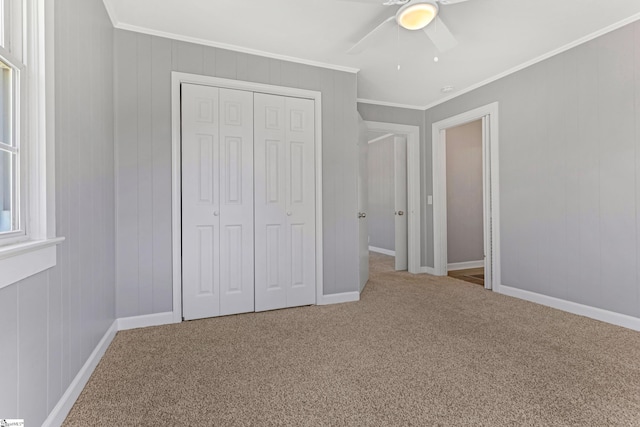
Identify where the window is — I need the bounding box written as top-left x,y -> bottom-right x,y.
0,0 -> 62,290
0,0 -> 24,242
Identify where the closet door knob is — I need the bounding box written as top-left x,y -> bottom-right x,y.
286,211 -> 292,216
213,211 -> 219,216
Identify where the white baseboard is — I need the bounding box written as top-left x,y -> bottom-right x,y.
369,246 -> 395,257
318,291 -> 360,305
417,266 -> 436,275
447,260 -> 484,271
42,320 -> 118,427
117,311 -> 175,331
497,285 -> 640,332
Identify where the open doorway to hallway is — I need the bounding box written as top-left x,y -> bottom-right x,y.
443,119 -> 485,286
432,102 -> 500,291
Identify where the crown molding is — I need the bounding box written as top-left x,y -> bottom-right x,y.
111,21 -> 360,74
357,98 -> 424,110
101,0 -> 120,28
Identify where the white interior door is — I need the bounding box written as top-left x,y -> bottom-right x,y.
182,84 -> 254,320
218,88 -> 255,316
254,93 -> 316,311
357,115 -> 369,291
182,84 -> 221,320
394,136 -> 408,271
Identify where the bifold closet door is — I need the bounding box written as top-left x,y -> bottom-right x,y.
254,93 -> 316,311
182,84 -> 254,321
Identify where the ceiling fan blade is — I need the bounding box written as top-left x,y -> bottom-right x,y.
423,15 -> 458,52
347,16 -> 395,54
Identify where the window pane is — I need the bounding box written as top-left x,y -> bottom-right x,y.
0,148 -> 13,233
0,62 -> 10,146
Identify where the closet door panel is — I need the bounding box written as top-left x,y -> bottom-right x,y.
285,97 -> 316,307
219,88 -> 255,316
254,93 -> 288,311
182,84 -> 221,320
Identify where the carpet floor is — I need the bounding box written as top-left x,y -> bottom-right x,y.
64,253 -> 640,426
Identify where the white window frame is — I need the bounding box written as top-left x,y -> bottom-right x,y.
0,0 -> 63,290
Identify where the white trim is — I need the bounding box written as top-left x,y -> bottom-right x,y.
369,246 -> 395,257
42,320 -> 118,427
364,121 -> 421,274
0,237 -> 64,289
317,291 -> 360,305
447,260 -> 484,271
111,21 -> 359,74
101,0 -> 119,27
117,312 -> 176,331
367,133 -> 394,144
419,266 -> 436,275
0,235 -> 63,260
171,73 -> 324,323
432,103 -> 500,293
357,98 -> 424,111
497,285 -> 640,332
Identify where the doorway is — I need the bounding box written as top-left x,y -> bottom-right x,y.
366,132 -> 408,271
444,120 -> 484,285
432,103 -> 500,291
361,121 -> 421,275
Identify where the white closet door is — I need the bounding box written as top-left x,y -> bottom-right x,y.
254,94 -> 288,311
182,85 -> 254,320
181,84 -> 221,320
218,88 -> 255,316
254,94 -> 316,311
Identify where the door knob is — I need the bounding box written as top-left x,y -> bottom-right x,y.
213,211 -> 219,216
287,211 -> 292,216
358,212 -> 367,219
397,211 -> 404,216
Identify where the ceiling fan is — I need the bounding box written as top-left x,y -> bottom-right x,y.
344,0 -> 470,54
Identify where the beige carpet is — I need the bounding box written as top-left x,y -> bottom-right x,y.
64,252 -> 640,426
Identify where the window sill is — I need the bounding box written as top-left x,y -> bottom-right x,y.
0,237 -> 65,290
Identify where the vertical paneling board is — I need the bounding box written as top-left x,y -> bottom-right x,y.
424,20 -> 640,318
114,30 -> 360,315
0,0 -> 116,425
115,29 -> 140,317
137,34 -> 154,315
0,284 -> 18,417
151,36 -> 174,313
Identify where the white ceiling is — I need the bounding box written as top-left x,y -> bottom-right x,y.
104,0 -> 640,108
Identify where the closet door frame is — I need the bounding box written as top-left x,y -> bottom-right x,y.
170,72 -> 324,323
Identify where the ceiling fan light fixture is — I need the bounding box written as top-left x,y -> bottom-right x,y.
396,1 -> 438,31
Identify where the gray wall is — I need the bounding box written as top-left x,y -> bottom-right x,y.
368,135 -> 395,251
0,0 -> 115,425
425,21 -> 640,318
357,103 -> 430,266
114,30 -> 359,317
446,120 -> 483,264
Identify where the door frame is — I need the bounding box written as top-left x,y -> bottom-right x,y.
364,121 -> 421,274
431,102 -> 500,291
170,72 -> 324,323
